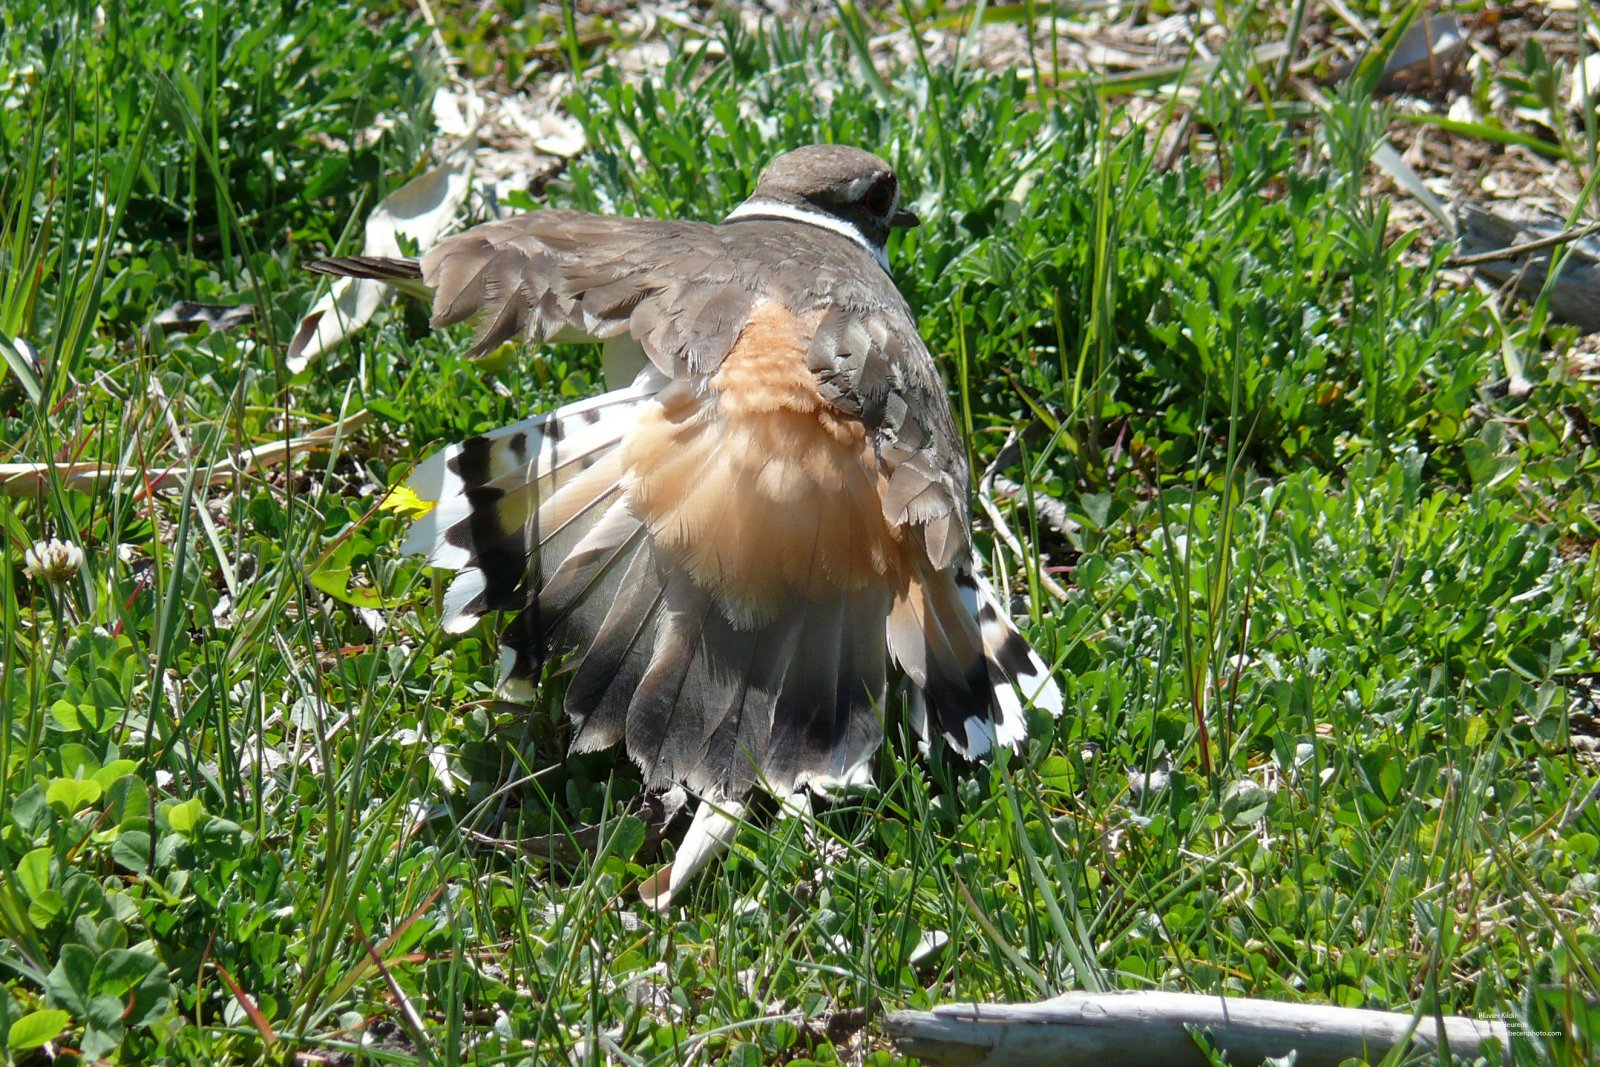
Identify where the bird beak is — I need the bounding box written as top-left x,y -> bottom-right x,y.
890,206 -> 920,228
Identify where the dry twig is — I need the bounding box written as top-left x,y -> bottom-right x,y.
0,411 -> 370,497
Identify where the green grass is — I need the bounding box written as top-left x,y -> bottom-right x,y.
2,2 -> 1598,1064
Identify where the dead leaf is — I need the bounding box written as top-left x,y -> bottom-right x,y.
1370,142 -> 1454,233
532,113 -> 586,158
1378,14 -> 1468,93
1570,53 -> 1600,113
431,83 -> 485,138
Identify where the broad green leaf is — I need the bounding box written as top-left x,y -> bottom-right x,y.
599,815 -> 647,864
106,775 -> 150,827
27,889 -> 66,928
49,700 -> 83,731
44,944 -> 96,1016
7,1008 -> 71,1052
93,760 -> 139,790
8,786 -> 47,834
1378,760 -> 1403,805
165,797 -> 205,834
1221,779 -> 1269,826
46,778 -> 103,813
111,830 -> 153,874
16,847 -> 51,900
85,994 -> 124,1032
80,1017 -> 125,1060
56,743 -> 97,777
97,949 -> 171,1026
308,564 -> 388,609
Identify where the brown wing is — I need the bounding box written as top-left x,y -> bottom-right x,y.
420,211 -> 756,379
803,302 -> 970,570
401,208 -> 973,564
785,266 -> 1062,753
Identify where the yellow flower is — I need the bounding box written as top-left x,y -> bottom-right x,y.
381,484 -> 435,520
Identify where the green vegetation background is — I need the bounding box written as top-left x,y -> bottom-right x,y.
1,1 -> 1596,1063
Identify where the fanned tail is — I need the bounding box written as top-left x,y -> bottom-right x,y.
887,560 -> 1061,756
969,570 -> 1063,723
402,366 -> 895,801
561,379 -> 892,799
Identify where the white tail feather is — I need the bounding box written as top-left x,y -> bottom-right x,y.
968,572 -> 1062,751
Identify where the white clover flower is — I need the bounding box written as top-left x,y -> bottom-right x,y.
23,539 -> 84,585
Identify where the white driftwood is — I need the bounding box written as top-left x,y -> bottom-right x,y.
0,411 -> 370,496
885,991 -> 1510,1067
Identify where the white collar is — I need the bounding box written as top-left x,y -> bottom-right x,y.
724,198 -> 889,273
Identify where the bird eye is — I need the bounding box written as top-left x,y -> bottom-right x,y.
866,176 -> 896,217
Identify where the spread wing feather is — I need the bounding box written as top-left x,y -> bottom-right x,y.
420,213 -> 755,380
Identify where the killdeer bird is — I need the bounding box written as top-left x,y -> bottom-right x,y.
309,144 -> 1062,905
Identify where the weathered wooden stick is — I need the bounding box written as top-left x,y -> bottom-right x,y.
1453,202 -> 1600,333
885,991 -> 1511,1067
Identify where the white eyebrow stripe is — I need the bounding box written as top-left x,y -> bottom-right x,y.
724,198 -> 890,272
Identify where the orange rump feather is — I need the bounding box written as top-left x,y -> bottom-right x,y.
622,301 -> 904,626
